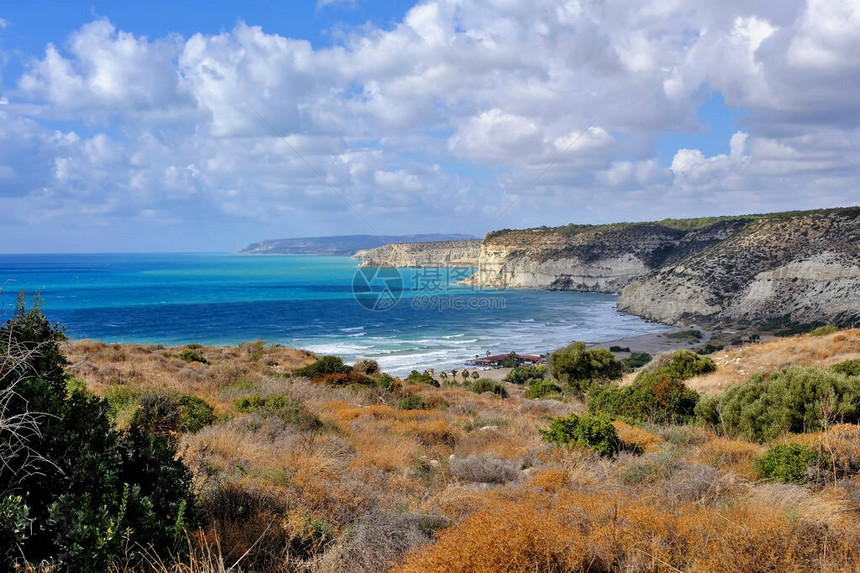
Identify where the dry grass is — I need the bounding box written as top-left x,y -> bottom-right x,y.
688,329 -> 860,395
57,332 -> 860,572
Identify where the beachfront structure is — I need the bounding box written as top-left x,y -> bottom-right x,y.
466,353 -> 545,368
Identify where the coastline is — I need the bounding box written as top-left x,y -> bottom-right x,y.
585,328 -> 711,356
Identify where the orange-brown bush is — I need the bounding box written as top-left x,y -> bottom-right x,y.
818,423 -> 860,479
397,495 -> 589,573
694,435 -> 764,478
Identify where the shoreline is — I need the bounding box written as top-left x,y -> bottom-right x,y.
585,327 -> 711,356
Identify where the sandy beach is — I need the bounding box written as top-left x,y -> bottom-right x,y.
586,328 -> 712,356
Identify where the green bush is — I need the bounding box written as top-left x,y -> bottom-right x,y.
524,381 -> 562,399
234,394 -> 322,431
809,325 -> 838,336
540,412 -> 622,457
104,388 -> 214,439
469,379 -> 508,397
701,366 -> 860,442
622,352 -> 652,372
499,352 -> 518,368
659,349 -> 716,379
131,391 -> 215,441
0,294 -> 200,569
373,372 -> 400,390
504,365 -> 547,385
0,494 -> 28,562
755,443 -> 819,483
179,348 -> 209,364
587,350 -> 705,424
405,370 -> 440,386
663,329 -> 703,342
549,341 -> 623,395
397,395 -> 428,410
830,359 -> 860,377
609,346 -> 630,353
294,355 -> 351,379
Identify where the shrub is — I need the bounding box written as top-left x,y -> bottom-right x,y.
819,423 -> 860,478
131,390 -> 215,441
234,394 -> 322,431
0,494 -> 28,562
294,355 -> 351,379
663,329 -> 702,342
622,352 -> 652,372
405,370 -> 440,386
0,294 -> 200,569
609,345 -> 630,352
810,325 -> 838,336
316,371 -> 373,386
505,365 -> 547,385
179,348 -> 209,364
499,352 -> 518,368
469,379 -> 508,397
320,511 -> 442,573
374,372 -> 401,390
588,350 -> 709,424
353,358 -> 380,375
449,454 -> 520,484
541,412 -> 622,457
830,359 -> 860,377
398,395 -> 428,411
525,381 -> 563,399
396,498 -> 588,573
755,443 -> 818,483
656,349 -> 716,380
701,366 -> 860,442
549,341 -> 623,395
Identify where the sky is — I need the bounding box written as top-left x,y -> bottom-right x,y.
0,0 -> 858,253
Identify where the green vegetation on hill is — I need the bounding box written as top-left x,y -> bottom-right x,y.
485,214 -> 761,241
588,350 -> 713,424
697,366 -> 860,442
0,295 -> 199,569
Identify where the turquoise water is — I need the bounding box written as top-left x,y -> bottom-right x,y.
0,253 -> 671,375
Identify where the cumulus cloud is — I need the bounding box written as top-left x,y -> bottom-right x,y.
18,19 -> 191,120
1,0 -> 859,251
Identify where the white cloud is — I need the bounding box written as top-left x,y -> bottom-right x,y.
2,1 -> 860,251
18,19 -> 189,119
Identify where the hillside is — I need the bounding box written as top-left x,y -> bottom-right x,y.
353,239 -> 481,267
241,234 -> 476,256
465,218 -> 753,292
54,328 -> 860,572
618,207 -> 860,328
353,207 -> 859,330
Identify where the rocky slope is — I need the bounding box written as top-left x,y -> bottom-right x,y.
353,240 -> 481,267
618,208 -> 860,327
463,219 -> 752,292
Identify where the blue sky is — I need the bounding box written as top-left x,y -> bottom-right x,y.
0,0 -> 858,252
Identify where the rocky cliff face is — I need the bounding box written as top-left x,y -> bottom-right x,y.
463,219 -> 752,293
353,240 -> 481,267
617,208 -> 860,327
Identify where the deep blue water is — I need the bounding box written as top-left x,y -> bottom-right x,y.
0,253 -> 671,374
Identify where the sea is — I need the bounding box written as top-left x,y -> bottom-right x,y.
0,253 -> 672,375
